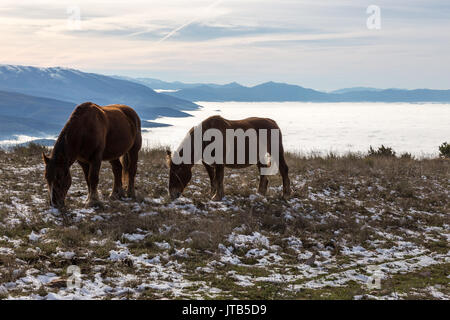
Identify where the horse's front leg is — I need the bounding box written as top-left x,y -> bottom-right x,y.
78,161 -> 91,196
86,160 -> 102,207
211,165 -> 224,201
109,159 -> 125,200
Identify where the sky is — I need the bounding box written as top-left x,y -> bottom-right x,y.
0,0 -> 449,91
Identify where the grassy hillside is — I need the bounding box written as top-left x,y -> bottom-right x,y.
0,145 -> 448,299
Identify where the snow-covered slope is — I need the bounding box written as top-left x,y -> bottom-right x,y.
0,65 -> 199,120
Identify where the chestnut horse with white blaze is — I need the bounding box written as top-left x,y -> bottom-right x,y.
166,115 -> 291,201
43,102 -> 142,208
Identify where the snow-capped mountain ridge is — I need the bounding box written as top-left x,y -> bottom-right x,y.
0,64 -> 199,119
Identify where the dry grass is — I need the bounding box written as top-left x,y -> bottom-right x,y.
0,145 -> 448,300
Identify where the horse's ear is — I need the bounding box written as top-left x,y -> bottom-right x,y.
42,152 -> 49,165
165,150 -> 172,168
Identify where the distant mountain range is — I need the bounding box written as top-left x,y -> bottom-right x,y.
116,76 -> 450,103
0,65 -> 200,140
0,65 -> 198,118
1,64 -> 449,143
112,76 -> 223,91
161,82 -> 450,103
166,82 -> 330,102
0,90 -> 191,140
330,87 -> 383,94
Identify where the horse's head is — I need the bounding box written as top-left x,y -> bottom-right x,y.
166,150 -> 192,200
42,153 -> 72,208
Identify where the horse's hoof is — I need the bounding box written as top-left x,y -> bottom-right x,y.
85,200 -> 103,208
109,192 -> 124,200
126,191 -> 136,200
282,191 -> 291,200
211,194 -> 223,201
257,190 -> 267,196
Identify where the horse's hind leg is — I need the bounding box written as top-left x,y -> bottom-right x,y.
211,165 -> 224,201
203,162 -> 216,196
279,152 -> 291,198
257,164 -> 269,196
109,159 -> 125,200
120,154 -> 129,191
123,147 -> 139,199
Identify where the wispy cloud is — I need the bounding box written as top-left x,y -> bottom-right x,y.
0,0 -> 449,90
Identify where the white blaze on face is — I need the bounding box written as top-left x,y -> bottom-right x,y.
264,153 -> 272,167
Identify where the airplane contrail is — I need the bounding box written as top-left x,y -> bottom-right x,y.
157,0 -> 224,43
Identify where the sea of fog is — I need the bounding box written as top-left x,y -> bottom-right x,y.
1,102 -> 448,157
142,102 -> 450,157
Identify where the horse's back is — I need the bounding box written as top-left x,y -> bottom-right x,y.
101,104 -> 142,159
203,115 -> 280,131
100,104 -> 140,127
69,102 -> 141,161
238,117 -> 280,130
72,102 -> 140,133
199,115 -> 284,168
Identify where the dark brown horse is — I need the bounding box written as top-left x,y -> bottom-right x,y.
166,115 -> 290,201
43,102 -> 142,208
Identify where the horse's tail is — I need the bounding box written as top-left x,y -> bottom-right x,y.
136,115 -> 141,134
122,153 -> 131,170
121,152 -> 131,188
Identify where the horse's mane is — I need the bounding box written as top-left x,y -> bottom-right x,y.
50,106 -> 86,161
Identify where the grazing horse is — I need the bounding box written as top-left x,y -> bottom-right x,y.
166,115 -> 291,201
42,102 -> 142,208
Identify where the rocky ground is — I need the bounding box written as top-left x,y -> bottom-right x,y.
0,144 -> 448,300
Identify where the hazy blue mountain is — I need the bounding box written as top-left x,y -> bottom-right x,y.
148,107 -> 193,118
0,91 -> 75,139
0,65 -> 199,120
334,89 -> 450,102
0,90 -> 176,140
0,114 -> 62,140
113,76 -> 223,90
0,90 -> 76,124
110,74 -> 450,102
166,82 -> 450,102
141,121 -> 171,129
331,87 -> 383,94
167,81 -> 328,102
